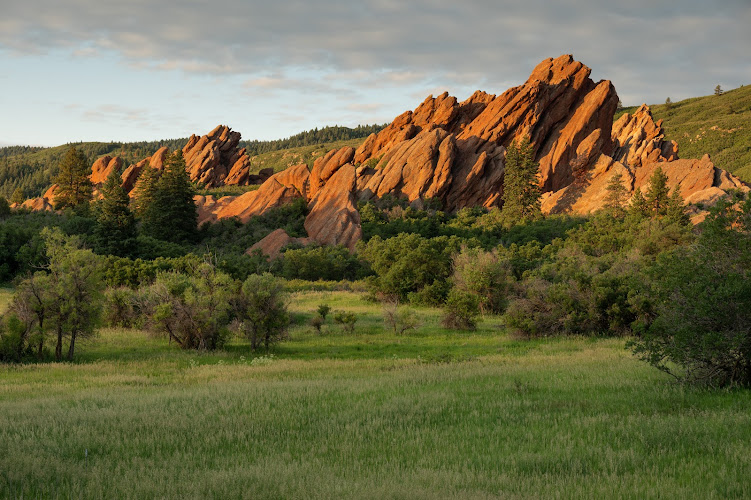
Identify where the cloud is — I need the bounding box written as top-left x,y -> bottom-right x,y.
0,0 -> 749,115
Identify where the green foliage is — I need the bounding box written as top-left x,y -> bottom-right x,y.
644,167 -> 670,215
333,310 -> 358,333
604,172 -> 628,216
501,137 -> 541,224
143,264 -> 235,350
357,233 -> 461,302
650,85 -> 751,182
382,299 -> 419,335
630,193 -> 751,386
0,197 -> 9,217
53,146 -> 92,209
132,163 -> 160,219
236,273 -> 290,351
450,247 -> 510,314
317,304 -> 331,320
441,289 -> 480,330
10,188 -> 24,205
279,245 -> 369,281
503,213 -> 693,338
93,168 -> 137,257
141,151 -> 197,243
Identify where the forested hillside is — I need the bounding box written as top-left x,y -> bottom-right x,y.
0,124 -> 384,199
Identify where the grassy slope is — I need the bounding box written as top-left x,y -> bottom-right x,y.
247,138 -> 365,175
1,291 -> 750,498
620,86 -> 751,182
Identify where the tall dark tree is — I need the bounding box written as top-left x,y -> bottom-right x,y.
132,164 -> 161,219
629,187 -> 649,218
10,188 -> 24,205
501,137 -> 541,222
644,167 -> 671,216
714,85 -> 723,96
93,168 -> 137,256
142,151 -> 197,243
604,171 -> 628,216
666,185 -> 690,225
53,146 -> 92,209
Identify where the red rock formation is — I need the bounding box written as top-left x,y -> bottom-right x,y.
304,164 -> 362,250
246,228 -> 313,259
611,104 -> 678,168
182,125 -> 252,188
90,156 -> 123,185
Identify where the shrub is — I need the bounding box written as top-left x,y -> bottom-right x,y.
451,247 -> 510,314
333,311 -> 358,334
629,193 -> 751,386
382,299 -> 419,335
143,264 -> 234,350
235,273 -> 290,351
310,315 -> 324,334
441,289 -> 479,330
316,304 -> 331,320
279,244 -> 368,281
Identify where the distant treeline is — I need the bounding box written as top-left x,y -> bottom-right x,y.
240,124 -> 385,156
0,124 -> 385,200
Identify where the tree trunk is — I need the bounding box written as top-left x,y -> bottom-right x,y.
55,327 -> 63,361
67,331 -> 77,361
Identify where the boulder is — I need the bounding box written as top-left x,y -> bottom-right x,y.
246,228 -> 313,259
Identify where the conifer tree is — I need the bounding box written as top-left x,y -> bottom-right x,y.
501,137 -> 541,222
665,185 -> 690,225
93,168 -> 137,257
54,146 -> 92,209
10,187 -> 24,205
644,167 -> 670,216
142,151 -> 197,243
132,164 -> 161,219
604,171 -> 628,216
629,187 -> 649,218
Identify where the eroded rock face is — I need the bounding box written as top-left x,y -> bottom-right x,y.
304,163 -> 362,250
611,105 -> 678,168
246,228 -> 313,259
90,156 -> 123,185
183,125 -> 252,188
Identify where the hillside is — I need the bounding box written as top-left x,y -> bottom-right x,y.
619,85 -> 751,182
0,125 -> 383,199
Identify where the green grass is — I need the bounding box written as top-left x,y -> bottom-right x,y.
624,86 -> 751,182
248,138 -> 365,174
1,291 -> 751,498
0,288 -> 12,315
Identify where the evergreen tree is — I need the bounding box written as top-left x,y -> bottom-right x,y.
629,187 -> 649,218
53,146 -> 92,209
10,187 -> 24,205
644,167 -> 671,216
143,151 -> 197,243
715,85 -> 723,96
604,171 -> 628,216
666,185 -> 690,225
93,168 -> 137,257
501,137 -> 541,222
665,97 -> 673,110
132,163 -> 161,219
0,196 -> 9,217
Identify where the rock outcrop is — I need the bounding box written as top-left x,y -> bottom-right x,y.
182,125 -> 254,188
21,55 -> 748,254
90,156 -> 123,185
247,228 -> 312,259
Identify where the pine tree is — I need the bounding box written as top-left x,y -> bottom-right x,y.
501,137 -> 541,222
715,85 -> 723,96
665,97 -> 673,110
93,168 -> 137,257
604,171 -> 628,216
644,167 -> 671,216
629,187 -> 649,218
54,146 -> 92,209
142,151 -> 197,243
10,187 -> 24,205
132,164 -> 161,219
665,185 -> 690,225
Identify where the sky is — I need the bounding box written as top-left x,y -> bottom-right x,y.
1,0 -> 750,147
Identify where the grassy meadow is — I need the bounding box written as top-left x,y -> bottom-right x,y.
1,289 -> 750,498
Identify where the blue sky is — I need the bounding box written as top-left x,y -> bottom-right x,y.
1,0 -> 750,146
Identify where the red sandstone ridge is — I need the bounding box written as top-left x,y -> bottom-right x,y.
182,125 -> 272,188
19,55 -> 748,254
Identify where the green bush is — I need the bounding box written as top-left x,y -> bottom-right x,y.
279,244 -> 369,281
441,289 -> 480,331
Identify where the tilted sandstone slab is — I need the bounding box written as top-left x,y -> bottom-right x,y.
611,104 -> 678,168
182,125 -> 252,188
304,164 -> 362,250
90,156 -> 123,185
246,228 -> 313,259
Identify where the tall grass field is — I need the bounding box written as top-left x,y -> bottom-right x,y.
1,290 -> 750,498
